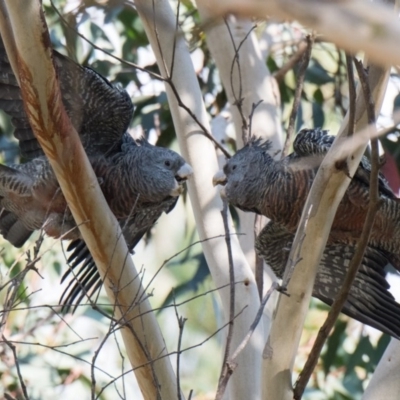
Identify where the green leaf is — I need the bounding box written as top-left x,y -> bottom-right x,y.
393,93 -> 400,111
267,55 -> 279,73
305,60 -> 334,85
312,102 -> 325,128
322,319 -> 347,375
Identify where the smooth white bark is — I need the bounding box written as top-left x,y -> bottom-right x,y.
363,338 -> 400,400
200,0 -> 400,68
0,2 -> 180,399
134,1 -> 263,399
263,64 -> 390,399
194,10 -> 283,397
195,8 -> 282,267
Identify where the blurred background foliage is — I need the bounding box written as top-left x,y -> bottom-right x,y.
1,0 -> 400,399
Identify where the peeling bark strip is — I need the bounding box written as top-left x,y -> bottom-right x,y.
17,54 -> 58,153
17,52 -> 95,230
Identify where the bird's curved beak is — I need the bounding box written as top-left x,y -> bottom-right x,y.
212,170 -> 227,187
176,163 -> 193,182
213,170 -> 227,198
170,163 -> 193,196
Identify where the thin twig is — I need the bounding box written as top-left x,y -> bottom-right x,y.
346,54 -> 357,136
334,49 -> 347,117
293,59 -> 380,400
231,282 -> 278,360
95,306 -> 248,398
113,330 -> 127,399
254,214 -> 266,299
283,34 -> 314,157
214,281 -> 279,399
0,244 -> 43,338
165,78 -> 231,157
91,321 -> 117,400
215,200 -> 236,400
281,205 -> 312,288
52,0 -> 230,158
50,0 -> 163,80
151,0 -> 170,79
273,39 -> 308,82
224,19 -> 257,143
173,296 -> 187,400
169,0 -> 181,79
248,100 -> 264,138
140,233 -> 240,304
2,335 -> 29,400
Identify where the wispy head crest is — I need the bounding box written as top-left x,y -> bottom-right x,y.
247,136 -> 272,152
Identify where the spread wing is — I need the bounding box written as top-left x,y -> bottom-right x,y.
0,41 -> 189,315
256,220 -> 400,339
0,40 -> 134,159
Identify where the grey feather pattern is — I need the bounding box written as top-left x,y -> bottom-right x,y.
0,41 -> 192,312
217,128 -> 400,338
256,221 -> 400,339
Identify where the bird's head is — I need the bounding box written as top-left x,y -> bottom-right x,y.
134,141 -> 193,202
213,137 -> 273,213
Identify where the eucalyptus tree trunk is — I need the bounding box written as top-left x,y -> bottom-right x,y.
134,1 -> 265,399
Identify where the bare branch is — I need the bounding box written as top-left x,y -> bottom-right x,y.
2,335 -> 29,400
49,0 -> 164,80
273,40 -> 308,83
346,54 -> 357,136
293,59 -> 381,400
224,19 -> 257,143
165,78 -> 232,158
231,282 -> 278,361
283,34 -> 314,157
215,200 -> 236,400
215,281 -> 279,399
262,61 -> 389,400
173,297 -> 187,400
202,0 -> 400,68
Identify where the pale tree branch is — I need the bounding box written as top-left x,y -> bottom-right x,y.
362,339 -> 400,400
200,0 -> 400,68
283,34 -> 314,157
134,2 -> 262,400
262,60 -> 390,399
195,8 -> 282,265
293,58 -> 381,400
197,1 -> 281,280
196,5 -> 284,397
0,1 -> 179,399
216,281 -> 279,399
215,200 -> 236,400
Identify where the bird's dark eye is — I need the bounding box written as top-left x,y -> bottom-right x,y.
164,160 -> 171,167
232,165 -> 237,171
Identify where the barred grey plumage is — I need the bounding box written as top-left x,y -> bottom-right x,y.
0,42 -> 192,312
214,128 -> 400,338
256,221 -> 400,338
